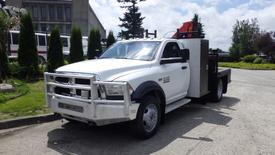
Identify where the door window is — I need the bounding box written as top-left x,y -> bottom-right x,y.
162,42 -> 180,58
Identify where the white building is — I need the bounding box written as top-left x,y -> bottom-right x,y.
6,0 -> 106,38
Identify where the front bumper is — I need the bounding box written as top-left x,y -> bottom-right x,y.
44,72 -> 140,126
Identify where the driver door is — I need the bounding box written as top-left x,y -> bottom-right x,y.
159,42 -> 190,104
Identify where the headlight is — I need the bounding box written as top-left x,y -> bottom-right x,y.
105,85 -> 124,96
103,83 -> 134,97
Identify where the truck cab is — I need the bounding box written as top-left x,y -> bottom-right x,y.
44,38 -> 231,139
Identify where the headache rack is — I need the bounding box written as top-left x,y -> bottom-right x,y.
44,72 -> 131,116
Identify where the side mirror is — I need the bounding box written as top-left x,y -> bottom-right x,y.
179,49 -> 190,61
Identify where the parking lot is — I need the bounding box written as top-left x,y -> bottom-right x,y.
1,69 -> 275,155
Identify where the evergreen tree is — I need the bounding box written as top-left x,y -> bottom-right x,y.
106,31 -> 116,48
0,43 -> 8,83
18,12 -> 39,78
87,29 -> 96,59
0,12 -> 9,82
47,27 -> 64,72
192,14 -> 205,38
87,28 -> 102,59
118,0 -> 145,39
69,26 -> 84,63
95,29 -> 102,56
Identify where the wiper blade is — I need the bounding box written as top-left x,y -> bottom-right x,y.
99,57 -> 112,59
99,57 -> 132,60
117,57 -> 131,60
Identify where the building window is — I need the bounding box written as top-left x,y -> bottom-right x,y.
49,5 -> 55,20
65,7 -> 71,21
32,6 -> 39,20
40,24 -> 47,32
34,24 -> 39,31
41,5 -> 47,20
60,24 -> 66,34
48,24 -> 53,31
56,6 -> 64,20
66,25 -> 71,34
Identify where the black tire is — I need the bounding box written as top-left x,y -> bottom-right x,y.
211,79 -> 223,102
132,95 -> 161,139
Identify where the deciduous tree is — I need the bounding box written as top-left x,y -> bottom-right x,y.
230,19 -> 260,60
257,32 -> 275,62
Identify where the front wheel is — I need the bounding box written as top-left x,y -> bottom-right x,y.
132,95 -> 161,139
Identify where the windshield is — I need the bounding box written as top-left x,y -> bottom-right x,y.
100,41 -> 161,61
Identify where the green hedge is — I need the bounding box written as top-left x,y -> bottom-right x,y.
219,62 -> 275,70
253,57 -> 264,64
241,55 -> 258,63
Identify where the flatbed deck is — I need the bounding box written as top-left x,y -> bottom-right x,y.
218,68 -> 231,82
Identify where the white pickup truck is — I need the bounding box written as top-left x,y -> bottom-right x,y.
44,38 -> 231,139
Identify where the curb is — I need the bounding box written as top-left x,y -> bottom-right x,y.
0,113 -> 61,130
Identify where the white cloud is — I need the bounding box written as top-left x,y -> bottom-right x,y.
90,0 -> 275,51
203,0 -> 224,6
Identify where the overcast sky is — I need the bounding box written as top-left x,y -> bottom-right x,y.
90,0 -> 275,51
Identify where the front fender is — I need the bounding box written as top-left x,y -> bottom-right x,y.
131,81 -> 165,101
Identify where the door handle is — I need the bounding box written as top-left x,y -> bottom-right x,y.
181,66 -> 187,70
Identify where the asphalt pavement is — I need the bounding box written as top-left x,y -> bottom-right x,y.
0,69 -> 275,155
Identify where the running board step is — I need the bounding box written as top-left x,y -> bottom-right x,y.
165,98 -> 191,114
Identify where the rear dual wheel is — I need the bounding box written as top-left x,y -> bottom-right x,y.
211,79 -> 223,102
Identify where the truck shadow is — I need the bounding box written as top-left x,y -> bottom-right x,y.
47,96 -> 240,155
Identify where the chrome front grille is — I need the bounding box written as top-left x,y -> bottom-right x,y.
44,72 -> 131,116
54,76 -> 91,98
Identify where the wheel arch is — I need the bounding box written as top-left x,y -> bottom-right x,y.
132,81 -> 166,123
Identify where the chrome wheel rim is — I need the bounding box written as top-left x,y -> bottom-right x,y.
143,104 -> 158,132
217,80 -> 223,99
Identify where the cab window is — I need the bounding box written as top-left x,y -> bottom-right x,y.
162,42 -> 180,58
